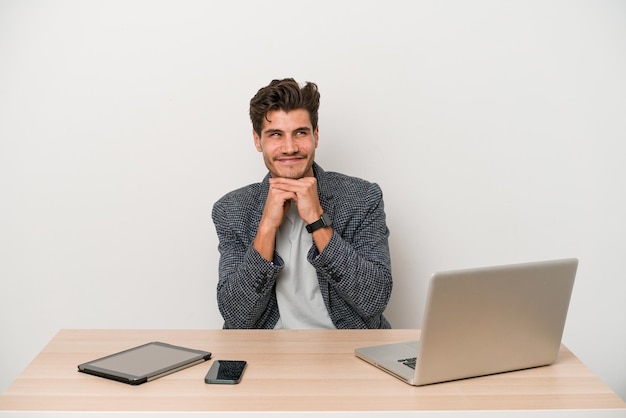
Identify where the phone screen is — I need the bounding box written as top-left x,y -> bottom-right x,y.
204,360 -> 247,384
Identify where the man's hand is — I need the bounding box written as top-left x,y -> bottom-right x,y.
268,177 -> 323,224
254,176 -> 331,261
268,177 -> 332,253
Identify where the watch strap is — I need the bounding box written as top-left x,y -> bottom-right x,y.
306,213 -> 331,233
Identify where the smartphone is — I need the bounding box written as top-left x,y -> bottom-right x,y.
204,360 -> 247,384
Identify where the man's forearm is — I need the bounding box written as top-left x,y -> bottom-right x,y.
253,221 -> 277,261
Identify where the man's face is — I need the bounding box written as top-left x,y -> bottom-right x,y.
253,109 -> 319,179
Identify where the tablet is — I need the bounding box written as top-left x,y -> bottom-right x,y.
77,341 -> 212,385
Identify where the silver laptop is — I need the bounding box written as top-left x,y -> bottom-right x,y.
355,258 -> 578,386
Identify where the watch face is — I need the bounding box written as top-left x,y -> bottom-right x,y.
321,213 -> 331,226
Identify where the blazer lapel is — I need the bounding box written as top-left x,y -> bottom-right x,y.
313,163 -> 336,221
251,173 -> 271,239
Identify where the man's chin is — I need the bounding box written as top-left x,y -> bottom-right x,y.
271,166 -> 312,179
272,172 -> 304,180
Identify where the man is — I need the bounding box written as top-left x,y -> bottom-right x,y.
212,78 -> 392,329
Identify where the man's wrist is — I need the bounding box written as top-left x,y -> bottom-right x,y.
306,213 -> 332,233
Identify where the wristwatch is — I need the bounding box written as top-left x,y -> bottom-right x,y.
306,213 -> 332,233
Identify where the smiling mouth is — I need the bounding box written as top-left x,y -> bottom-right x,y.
276,157 -> 303,164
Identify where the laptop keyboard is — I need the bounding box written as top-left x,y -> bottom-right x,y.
398,357 -> 417,369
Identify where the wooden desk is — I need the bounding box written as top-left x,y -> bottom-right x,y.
0,329 -> 624,416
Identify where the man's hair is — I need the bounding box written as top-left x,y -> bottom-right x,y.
249,78 -> 320,136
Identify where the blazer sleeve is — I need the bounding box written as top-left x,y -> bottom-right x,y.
308,181 -> 392,323
212,198 -> 282,329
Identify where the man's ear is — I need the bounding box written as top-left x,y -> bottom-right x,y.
253,129 -> 262,152
314,126 -> 319,148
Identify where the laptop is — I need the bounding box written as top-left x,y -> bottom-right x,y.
355,258 -> 578,386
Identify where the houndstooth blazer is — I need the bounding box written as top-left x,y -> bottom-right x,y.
212,163 -> 392,329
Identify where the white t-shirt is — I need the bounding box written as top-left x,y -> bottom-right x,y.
274,202 -> 335,329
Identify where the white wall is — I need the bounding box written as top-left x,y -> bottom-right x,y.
1,0 -> 625,401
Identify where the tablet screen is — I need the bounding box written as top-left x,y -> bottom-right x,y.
78,342 -> 211,384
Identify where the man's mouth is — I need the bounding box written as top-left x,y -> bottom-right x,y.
276,156 -> 304,164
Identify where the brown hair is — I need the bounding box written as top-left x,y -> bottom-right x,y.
249,78 -> 320,136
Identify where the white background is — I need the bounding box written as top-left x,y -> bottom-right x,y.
1,0 -> 625,401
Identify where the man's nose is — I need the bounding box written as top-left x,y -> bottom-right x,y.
283,136 -> 298,153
